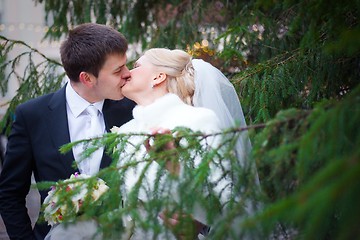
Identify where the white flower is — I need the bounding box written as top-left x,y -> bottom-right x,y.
92,179 -> 109,201
110,126 -> 121,133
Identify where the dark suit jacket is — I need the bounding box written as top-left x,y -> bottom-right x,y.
0,86 -> 135,239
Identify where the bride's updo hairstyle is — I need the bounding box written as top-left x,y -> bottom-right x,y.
143,48 -> 195,105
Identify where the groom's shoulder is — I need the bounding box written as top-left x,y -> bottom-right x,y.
17,88 -> 62,111
18,92 -> 55,108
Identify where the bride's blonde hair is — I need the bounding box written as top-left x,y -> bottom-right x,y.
143,48 -> 195,105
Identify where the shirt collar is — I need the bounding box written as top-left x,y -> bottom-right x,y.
66,82 -> 105,118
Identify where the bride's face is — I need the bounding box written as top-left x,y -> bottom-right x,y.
122,56 -> 157,105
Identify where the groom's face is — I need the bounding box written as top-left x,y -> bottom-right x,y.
92,53 -> 130,101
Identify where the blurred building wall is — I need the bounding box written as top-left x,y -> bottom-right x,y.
0,0 -> 62,117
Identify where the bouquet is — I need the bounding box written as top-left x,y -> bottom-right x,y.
43,172 -> 109,226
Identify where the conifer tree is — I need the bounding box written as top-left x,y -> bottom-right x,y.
1,0 -> 359,239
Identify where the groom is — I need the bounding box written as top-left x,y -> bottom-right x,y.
0,23 -> 135,239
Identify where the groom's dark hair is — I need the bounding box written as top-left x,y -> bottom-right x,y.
60,23 -> 128,82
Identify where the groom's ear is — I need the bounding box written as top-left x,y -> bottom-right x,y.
79,72 -> 94,87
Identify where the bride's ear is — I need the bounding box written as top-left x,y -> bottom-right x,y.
153,72 -> 167,86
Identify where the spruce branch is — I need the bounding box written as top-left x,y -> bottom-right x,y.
233,49 -> 301,84
0,35 -> 62,66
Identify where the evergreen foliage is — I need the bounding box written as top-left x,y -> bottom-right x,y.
1,0 -> 359,239
252,85 -> 360,239
0,36 -> 65,134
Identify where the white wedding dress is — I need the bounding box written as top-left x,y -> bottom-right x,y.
113,93 -> 229,239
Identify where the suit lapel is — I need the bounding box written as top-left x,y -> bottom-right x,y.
101,98 -> 136,169
100,100 -> 115,168
47,85 -> 78,174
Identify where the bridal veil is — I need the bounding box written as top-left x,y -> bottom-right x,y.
192,59 -> 253,170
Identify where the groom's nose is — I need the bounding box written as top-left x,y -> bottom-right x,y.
122,66 -> 131,79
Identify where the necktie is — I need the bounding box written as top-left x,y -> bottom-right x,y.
81,105 -> 104,175
87,105 -> 103,138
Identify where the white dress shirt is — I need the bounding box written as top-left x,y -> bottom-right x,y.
65,83 -> 105,175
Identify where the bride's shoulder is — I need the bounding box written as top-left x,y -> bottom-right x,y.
183,104 -> 217,118
174,104 -> 220,129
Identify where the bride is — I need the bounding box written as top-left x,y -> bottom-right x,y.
45,48 -> 256,239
